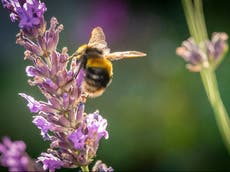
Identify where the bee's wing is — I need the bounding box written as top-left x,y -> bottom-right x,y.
88,27 -> 110,54
105,51 -> 146,61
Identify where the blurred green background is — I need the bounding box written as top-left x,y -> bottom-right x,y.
1,0 -> 230,171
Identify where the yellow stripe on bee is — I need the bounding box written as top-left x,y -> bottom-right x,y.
76,44 -> 88,59
77,44 -> 88,53
86,57 -> 113,77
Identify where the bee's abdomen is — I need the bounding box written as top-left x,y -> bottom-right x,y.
85,67 -> 111,88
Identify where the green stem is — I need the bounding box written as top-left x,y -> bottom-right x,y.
200,69 -> 230,153
81,165 -> 89,172
182,0 -> 208,43
194,0 -> 208,40
182,0 -> 198,41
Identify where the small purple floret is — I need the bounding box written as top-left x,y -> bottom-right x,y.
19,93 -> 41,113
32,116 -> 51,139
37,153 -> 63,172
69,111 -> 108,150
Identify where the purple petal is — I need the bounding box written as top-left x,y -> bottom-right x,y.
19,93 -> 41,113
62,93 -> 69,109
76,102 -> 84,121
69,111 -> 109,151
48,97 -> 61,109
9,13 -> 18,22
45,78 -> 59,90
37,153 -> 63,171
76,69 -> 84,88
25,66 -> 40,77
68,127 -> 87,150
86,111 -> 109,140
32,116 -> 51,137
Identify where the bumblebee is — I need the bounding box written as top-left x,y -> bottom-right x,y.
71,27 -> 146,97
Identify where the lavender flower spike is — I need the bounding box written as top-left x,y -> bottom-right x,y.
2,0 -> 113,171
2,0 -> 47,37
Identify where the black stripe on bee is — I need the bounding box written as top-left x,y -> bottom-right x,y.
85,67 -> 111,88
85,48 -> 103,57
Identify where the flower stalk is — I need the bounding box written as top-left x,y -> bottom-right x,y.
200,69 -> 230,153
81,165 -> 89,172
180,0 -> 230,153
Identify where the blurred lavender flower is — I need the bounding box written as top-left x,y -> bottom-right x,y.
206,32 -> 228,67
92,160 -> 114,172
2,0 -> 47,37
2,0 -> 112,171
176,38 -> 205,72
176,32 -> 228,72
0,137 -> 43,171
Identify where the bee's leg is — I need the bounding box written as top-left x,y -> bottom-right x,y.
72,92 -> 88,108
73,53 -> 88,79
73,59 -> 83,78
68,50 -> 78,60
